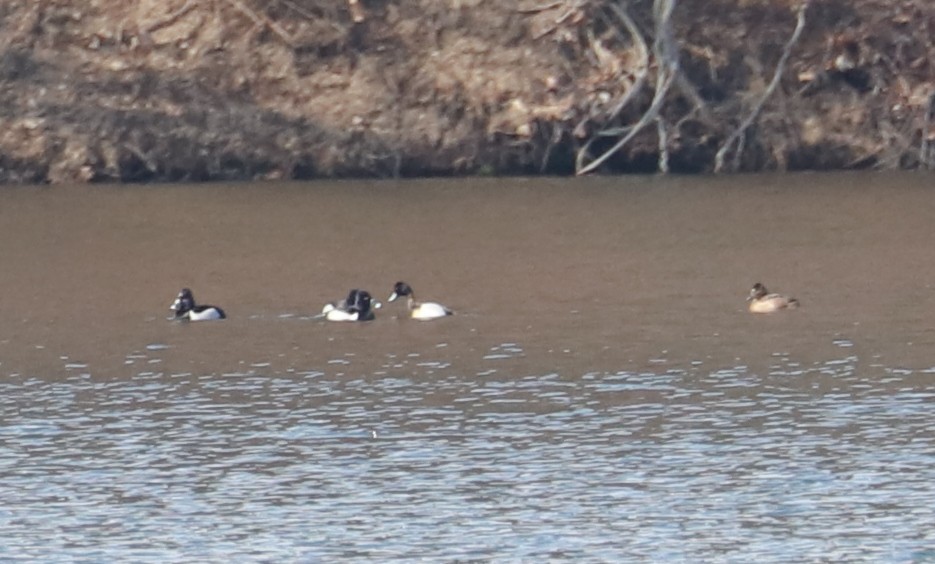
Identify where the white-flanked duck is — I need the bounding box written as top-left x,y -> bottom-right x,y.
387,281 -> 452,320
322,289 -> 377,322
170,288 -> 226,321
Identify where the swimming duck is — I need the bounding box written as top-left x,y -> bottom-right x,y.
747,282 -> 799,313
387,281 -> 452,320
170,288 -> 226,321
321,288 -> 360,318
322,289 -> 382,315
322,289 -> 377,322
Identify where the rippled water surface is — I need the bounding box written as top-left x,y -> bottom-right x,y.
2,175 -> 935,561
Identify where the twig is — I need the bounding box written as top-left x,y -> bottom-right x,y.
732,130 -> 745,171
553,1 -> 587,25
275,0 -> 348,34
919,92 -> 935,169
656,117 -> 669,172
714,0 -> 810,173
145,0 -> 197,34
529,1 -> 588,39
224,0 -> 296,47
605,3 -> 650,123
541,122 -> 563,173
122,143 -> 157,174
517,1 -> 563,14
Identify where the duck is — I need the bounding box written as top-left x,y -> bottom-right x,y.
387,281 -> 452,320
170,288 -> 226,321
321,288 -> 360,318
322,289 -> 382,316
321,289 -> 377,322
747,282 -> 799,313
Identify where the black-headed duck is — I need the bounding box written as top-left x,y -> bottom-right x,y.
321,289 -> 377,322
170,288 -> 226,321
387,281 -> 452,320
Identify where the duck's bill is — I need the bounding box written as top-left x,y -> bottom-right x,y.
372,301 -> 383,309
388,292 -> 399,302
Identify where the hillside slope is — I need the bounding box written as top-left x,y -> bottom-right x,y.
0,0 -> 932,183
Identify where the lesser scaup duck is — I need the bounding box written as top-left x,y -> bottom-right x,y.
747,282 -> 799,313
322,289 -> 377,322
387,281 -> 452,320
170,288 -> 226,321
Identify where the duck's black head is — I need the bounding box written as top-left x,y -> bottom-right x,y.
352,290 -> 373,312
171,288 -> 195,316
345,288 -> 362,305
349,290 -> 375,321
389,281 -> 413,302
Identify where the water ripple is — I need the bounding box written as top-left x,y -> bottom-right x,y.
1,351 -> 934,562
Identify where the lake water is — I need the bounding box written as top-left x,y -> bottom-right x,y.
1,174 -> 934,561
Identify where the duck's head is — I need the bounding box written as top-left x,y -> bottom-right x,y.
388,281 -> 413,302
170,288 -> 195,316
351,290 -> 373,314
748,283 -> 768,301
344,288 -> 362,305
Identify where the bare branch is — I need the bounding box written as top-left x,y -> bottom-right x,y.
920,92 -> 935,169
657,117 -> 669,172
528,1 -> 588,40
224,0 -> 296,47
144,0 -> 197,35
577,0 -> 679,175
605,3 -> 650,124
714,0 -> 810,173
517,1 -> 563,14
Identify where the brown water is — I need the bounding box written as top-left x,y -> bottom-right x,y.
1,174 -> 935,561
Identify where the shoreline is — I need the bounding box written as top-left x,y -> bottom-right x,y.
1,1 -> 932,184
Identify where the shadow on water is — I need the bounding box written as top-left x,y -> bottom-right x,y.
1,173 -> 935,560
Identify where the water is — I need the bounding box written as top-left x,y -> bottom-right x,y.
1,174 -> 935,561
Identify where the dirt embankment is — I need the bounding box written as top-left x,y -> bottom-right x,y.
0,0 -> 933,184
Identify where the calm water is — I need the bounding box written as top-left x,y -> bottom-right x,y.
1,174 -> 935,561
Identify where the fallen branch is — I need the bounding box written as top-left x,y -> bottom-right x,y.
714,0 -> 810,173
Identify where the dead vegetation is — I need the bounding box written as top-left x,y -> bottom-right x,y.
551,0 -> 935,173
0,0 -> 934,183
